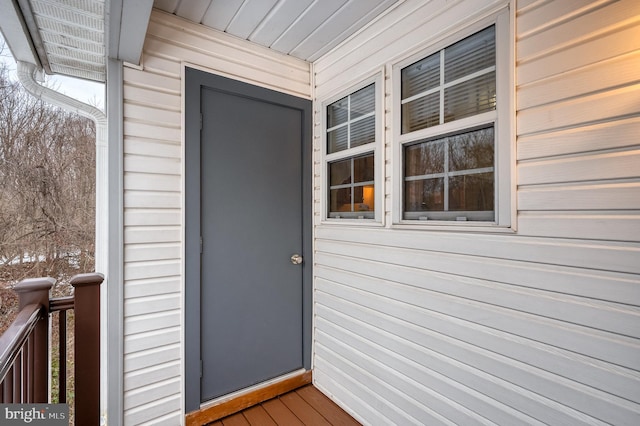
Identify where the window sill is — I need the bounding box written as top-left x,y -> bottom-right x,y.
320,218 -> 385,227
391,220 -> 515,234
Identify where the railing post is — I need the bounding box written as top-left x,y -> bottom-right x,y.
13,277 -> 55,403
70,273 -> 103,426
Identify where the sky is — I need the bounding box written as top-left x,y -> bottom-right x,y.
0,34 -> 105,109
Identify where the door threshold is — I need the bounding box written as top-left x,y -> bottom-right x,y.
186,369 -> 312,425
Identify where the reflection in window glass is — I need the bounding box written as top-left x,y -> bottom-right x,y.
449,173 -> 494,211
448,127 -> 494,171
403,126 -> 494,221
404,179 -> 444,212
405,140 -> 445,176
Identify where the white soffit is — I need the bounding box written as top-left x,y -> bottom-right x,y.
17,0 -> 106,81
153,0 -> 400,62
2,0 -> 399,82
0,1 -> 40,65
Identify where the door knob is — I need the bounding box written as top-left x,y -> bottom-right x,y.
290,254 -> 303,265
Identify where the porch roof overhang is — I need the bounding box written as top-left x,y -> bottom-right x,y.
0,0 -> 153,83
0,0 -> 401,82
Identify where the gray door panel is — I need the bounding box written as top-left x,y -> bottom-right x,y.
185,68 -> 312,411
200,87 -> 303,400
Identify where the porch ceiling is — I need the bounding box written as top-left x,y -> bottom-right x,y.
0,0 -> 401,83
152,0 -> 400,62
3,0 -> 107,81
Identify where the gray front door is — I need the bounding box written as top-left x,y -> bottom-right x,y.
185,68 -> 312,407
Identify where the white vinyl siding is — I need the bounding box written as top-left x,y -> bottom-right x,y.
121,9 -> 311,425
312,1 -> 640,425
515,0 -> 640,241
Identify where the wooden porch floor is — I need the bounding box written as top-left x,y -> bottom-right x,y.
207,385 -> 361,426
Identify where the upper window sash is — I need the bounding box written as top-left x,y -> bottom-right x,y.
327,83 -> 376,155
400,25 -> 496,135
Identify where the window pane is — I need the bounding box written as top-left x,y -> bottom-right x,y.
327,97 -> 348,127
353,154 -> 374,183
327,126 -> 348,153
402,92 -> 439,133
401,25 -> 497,136
405,140 -> 444,176
404,178 -> 444,211
351,116 -> 375,148
444,72 -> 495,123
448,127 -> 494,171
329,158 -> 351,186
449,172 -> 494,212
354,185 -> 374,211
445,26 -> 495,83
351,84 -> 375,119
330,188 -> 351,212
401,52 -> 440,99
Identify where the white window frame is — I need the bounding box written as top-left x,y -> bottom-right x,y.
321,72 -> 384,224
392,7 -> 514,230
